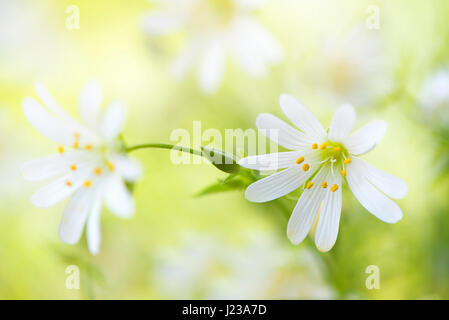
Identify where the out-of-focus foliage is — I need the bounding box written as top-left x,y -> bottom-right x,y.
0,0 -> 449,299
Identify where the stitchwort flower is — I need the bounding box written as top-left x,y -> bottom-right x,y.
239,94 -> 407,252
22,80 -> 141,254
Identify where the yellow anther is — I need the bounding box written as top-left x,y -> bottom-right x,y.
312,143 -> 318,149
58,146 -> 64,154
74,132 -> 81,140
321,181 -> 328,189
70,164 -> 77,171
344,158 -> 352,164
333,147 -> 341,152
320,142 -> 327,150
331,184 -> 339,192
84,180 -> 92,188
296,156 -> 305,165
306,181 -> 314,189
66,181 -> 72,187
302,163 -> 310,171
341,169 -> 346,177
85,144 -> 93,150
73,141 -> 79,149
94,167 -> 102,175
107,161 -> 116,172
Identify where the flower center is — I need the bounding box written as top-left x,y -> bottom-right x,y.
318,141 -> 349,165
190,0 -> 236,30
327,57 -> 356,94
295,141 -> 351,192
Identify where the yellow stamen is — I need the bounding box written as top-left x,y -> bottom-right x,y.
312,143 -> 318,149
58,146 -> 64,154
73,141 -> 79,149
341,169 -> 346,177
107,161 -> 115,172
331,184 -> 339,192
333,146 -> 341,152
306,181 -> 313,189
66,181 -> 72,187
70,164 -> 77,171
344,158 -> 352,164
302,163 -> 310,171
320,142 -> 327,150
321,181 -> 328,189
94,167 -> 102,175
74,132 -> 80,140
85,144 -> 93,150
296,156 -> 305,165
84,180 -> 92,188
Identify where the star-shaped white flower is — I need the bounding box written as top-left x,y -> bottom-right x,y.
22,80 -> 142,254
142,0 -> 283,93
238,94 -> 408,252
316,29 -> 392,106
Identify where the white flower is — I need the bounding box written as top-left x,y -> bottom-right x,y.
153,232 -> 332,299
419,68 -> 449,124
316,29 -> 392,106
22,80 -> 142,255
238,94 -> 408,252
142,0 -> 283,93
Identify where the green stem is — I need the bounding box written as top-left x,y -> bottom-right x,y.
127,142 -> 342,296
126,143 -> 203,157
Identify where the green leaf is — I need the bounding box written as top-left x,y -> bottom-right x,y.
201,146 -> 241,174
196,175 -> 247,197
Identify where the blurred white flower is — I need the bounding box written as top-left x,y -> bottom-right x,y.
153,235 -> 222,298
153,232 -> 334,299
239,94 -> 408,252
316,29 -> 392,106
419,68 -> 449,124
142,0 -> 283,93
0,0 -> 57,78
22,80 -> 142,254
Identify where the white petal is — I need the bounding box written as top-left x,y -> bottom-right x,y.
31,176 -> 79,208
231,26 -> 268,77
87,197 -> 102,255
343,121 -> 387,156
22,153 -> 68,181
279,94 -> 327,140
245,165 -> 313,203
23,97 -> 101,147
59,188 -> 99,245
170,37 -> 200,80
198,39 -> 225,93
30,155 -> 96,208
237,17 -> 283,64
287,167 -> 329,245
22,150 -> 96,182
79,78 -> 103,128
23,97 -> 79,146
315,172 -> 342,252
238,151 -> 300,171
100,101 -> 126,142
104,175 -> 135,218
346,159 -> 403,223
328,104 -> 356,141
142,11 -> 183,35
109,154 -> 142,182
352,157 -> 408,199
35,82 -> 74,123
256,113 -> 314,150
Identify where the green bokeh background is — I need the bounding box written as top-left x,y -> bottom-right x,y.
0,0 -> 448,299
